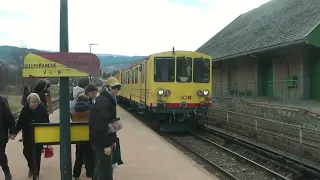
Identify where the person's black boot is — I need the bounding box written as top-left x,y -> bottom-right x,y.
5,173 -> 12,180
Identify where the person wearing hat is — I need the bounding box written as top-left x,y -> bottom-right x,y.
89,77 -> 123,180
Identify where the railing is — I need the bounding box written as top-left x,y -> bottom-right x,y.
213,82 -> 229,96
205,108 -> 320,162
236,81 -> 257,101
268,80 -> 299,107
214,81 -> 257,101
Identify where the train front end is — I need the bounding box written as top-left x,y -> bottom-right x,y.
148,51 -> 212,132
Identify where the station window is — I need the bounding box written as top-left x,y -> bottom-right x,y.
141,64 -> 145,83
193,58 -> 210,83
135,67 -> 138,84
154,57 -> 175,82
176,57 -> 192,82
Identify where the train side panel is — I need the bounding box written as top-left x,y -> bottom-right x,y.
114,72 -> 122,96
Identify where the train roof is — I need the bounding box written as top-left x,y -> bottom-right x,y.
120,50 -> 211,72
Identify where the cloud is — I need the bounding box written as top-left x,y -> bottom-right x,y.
0,0 -> 270,56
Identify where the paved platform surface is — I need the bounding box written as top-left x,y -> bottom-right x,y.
6,106 -> 218,180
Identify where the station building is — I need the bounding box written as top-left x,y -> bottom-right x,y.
197,0 -> 320,101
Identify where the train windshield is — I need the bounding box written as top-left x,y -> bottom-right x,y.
154,57 -> 175,82
193,58 -> 210,83
176,57 -> 192,82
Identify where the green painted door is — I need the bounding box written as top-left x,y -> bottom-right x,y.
310,48 -> 320,100
262,60 -> 273,96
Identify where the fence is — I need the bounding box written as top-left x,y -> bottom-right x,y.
213,81 -> 257,101
205,108 -> 320,162
213,82 -> 229,96
268,80 -> 299,107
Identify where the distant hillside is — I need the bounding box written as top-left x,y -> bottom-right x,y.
98,55 -> 145,69
0,45 -> 145,73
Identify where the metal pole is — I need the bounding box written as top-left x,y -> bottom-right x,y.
89,43 -> 99,53
59,0 -> 72,179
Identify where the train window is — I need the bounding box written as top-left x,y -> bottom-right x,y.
126,71 -> 129,84
131,69 -> 134,84
193,58 -> 210,83
123,72 -> 125,84
141,64 -> 145,83
154,57 -> 175,82
176,57 -> 192,82
135,67 -> 138,84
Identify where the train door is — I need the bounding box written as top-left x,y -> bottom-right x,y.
140,63 -> 146,104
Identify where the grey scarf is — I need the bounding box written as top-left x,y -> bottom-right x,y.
102,86 -> 117,104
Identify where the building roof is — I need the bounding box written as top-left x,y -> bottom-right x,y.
197,0 -> 320,61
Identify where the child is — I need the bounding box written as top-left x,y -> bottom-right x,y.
71,94 -> 93,179
71,95 -> 90,122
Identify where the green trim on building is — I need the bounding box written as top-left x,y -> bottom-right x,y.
306,23 -> 320,48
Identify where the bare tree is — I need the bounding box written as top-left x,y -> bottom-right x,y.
10,43 -> 30,86
0,61 -> 9,97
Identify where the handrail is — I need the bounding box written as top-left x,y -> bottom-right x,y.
236,81 -> 257,101
214,81 -> 228,96
268,80 -> 298,107
210,107 -> 319,132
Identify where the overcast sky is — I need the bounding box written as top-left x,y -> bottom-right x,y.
0,0 -> 270,56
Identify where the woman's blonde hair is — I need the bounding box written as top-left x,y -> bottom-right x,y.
27,93 -> 41,104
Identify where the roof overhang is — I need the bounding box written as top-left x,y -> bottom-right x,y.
306,22 -> 320,48
212,39 -> 305,62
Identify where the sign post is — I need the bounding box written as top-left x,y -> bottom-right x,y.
59,0 -> 71,179
22,1 -> 100,179
23,52 -> 100,180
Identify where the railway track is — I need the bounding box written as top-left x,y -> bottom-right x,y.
205,109 -> 320,154
204,110 -> 320,166
200,125 -> 320,179
166,132 -> 295,180
120,105 -> 316,180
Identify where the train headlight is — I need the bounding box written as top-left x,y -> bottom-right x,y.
203,89 -> 209,96
157,88 -> 164,96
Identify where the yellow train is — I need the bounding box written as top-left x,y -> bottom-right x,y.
116,49 -> 212,132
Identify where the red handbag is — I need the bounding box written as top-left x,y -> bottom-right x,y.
44,146 -> 54,158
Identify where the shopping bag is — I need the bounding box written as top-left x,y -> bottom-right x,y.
44,146 -> 54,158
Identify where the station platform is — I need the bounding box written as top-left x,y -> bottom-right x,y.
222,95 -> 320,114
6,106 -> 218,180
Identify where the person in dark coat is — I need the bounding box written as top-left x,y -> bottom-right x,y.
21,85 -> 32,106
72,95 -> 92,180
44,81 -> 53,114
70,78 -> 90,114
12,93 -> 50,180
89,77 -> 121,180
33,79 -> 48,110
72,84 -> 99,179
19,85 -> 32,142
0,96 -> 16,180
33,79 -> 49,154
